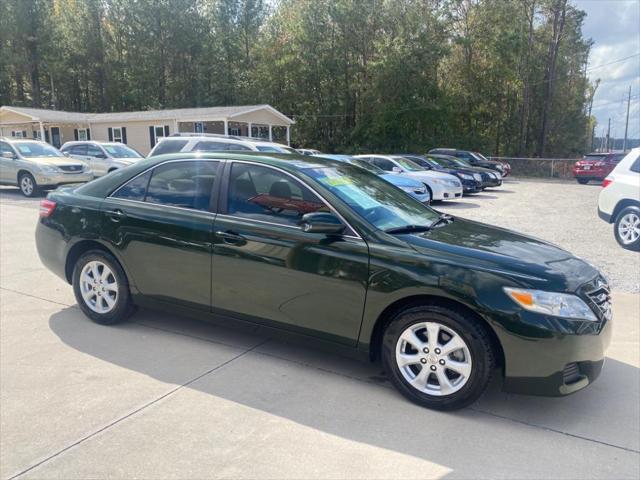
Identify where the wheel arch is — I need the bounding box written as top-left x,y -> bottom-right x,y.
367,294 -> 505,369
17,169 -> 33,183
64,239 -> 121,284
612,199 -> 640,223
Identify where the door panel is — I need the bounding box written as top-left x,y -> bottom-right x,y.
0,142 -> 17,183
101,197 -> 214,310
211,161 -> 370,345
212,216 -> 369,345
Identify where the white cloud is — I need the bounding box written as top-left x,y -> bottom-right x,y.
574,0 -> 640,138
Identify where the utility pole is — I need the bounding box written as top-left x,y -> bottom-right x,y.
623,85 -> 631,152
606,118 -> 611,152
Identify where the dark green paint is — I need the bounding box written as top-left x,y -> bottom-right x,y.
36,152 -> 611,397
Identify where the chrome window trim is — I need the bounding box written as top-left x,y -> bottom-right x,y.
227,159 -> 362,239
107,157 -> 363,240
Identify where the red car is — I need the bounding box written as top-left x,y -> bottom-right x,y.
573,152 -> 626,184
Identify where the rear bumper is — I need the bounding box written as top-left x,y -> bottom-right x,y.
35,220 -> 69,282
598,206 -> 612,223
573,168 -> 609,179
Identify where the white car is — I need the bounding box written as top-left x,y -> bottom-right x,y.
354,154 -> 463,201
148,134 -> 295,156
598,148 -> 640,250
61,141 -> 143,177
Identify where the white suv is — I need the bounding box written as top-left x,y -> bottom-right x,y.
598,148 -> 640,250
148,134 -> 296,157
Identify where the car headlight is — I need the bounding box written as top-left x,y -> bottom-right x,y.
503,287 -> 597,321
40,165 -> 60,174
459,173 -> 473,180
473,173 -> 482,182
494,171 -> 502,179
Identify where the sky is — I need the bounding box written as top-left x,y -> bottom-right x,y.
574,0 -> 640,141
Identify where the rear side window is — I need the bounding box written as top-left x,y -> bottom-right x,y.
150,140 -> 188,156
630,156 -> 640,173
69,144 -> 88,156
113,171 -> 152,201
145,161 -> 218,210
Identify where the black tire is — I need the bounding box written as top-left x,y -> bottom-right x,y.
614,206 -> 640,251
72,249 -> 136,324
576,178 -> 589,185
18,172 -> 39,197
382,304 -> 495,411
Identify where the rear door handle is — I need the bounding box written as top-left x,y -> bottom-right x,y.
216,230 -> 246,246
108,209 -> 126,222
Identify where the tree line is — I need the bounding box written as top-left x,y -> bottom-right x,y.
0,0 -> 597,157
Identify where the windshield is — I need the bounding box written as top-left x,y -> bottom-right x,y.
304,165 -> 439,231
451,157 -> 473,168
473,152 -> 489,161
390,156 -> 424,172
14,142 -> 63,158
349,159 -> 384,174
429,156 -> 455,168
103,144 -> 142,158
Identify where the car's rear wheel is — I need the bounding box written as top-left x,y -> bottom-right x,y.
72,250 -> 136,324
614,206 -> 640,251
382,304 -> 495,411
576,178 -> 589,184
19,172 -> 38,197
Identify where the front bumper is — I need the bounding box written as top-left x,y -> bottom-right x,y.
497,277 -> 612,396
460,178 -> 482,193
35,171 -> 93,187
431,183 -> 463,201
408,191 -> 431,204
598,206 -> 612,223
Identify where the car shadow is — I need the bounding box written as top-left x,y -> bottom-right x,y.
467,193 -> 498,199
48,306 -> 640,469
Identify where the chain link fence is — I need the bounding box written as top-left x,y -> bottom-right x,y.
488,156 -> 577,179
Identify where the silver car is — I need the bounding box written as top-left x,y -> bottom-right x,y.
0,138 -> 93,197
61,141 -> 143,177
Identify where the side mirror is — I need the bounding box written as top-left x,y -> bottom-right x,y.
392,166 -> 403,173
299,212 -> 345,235
62,151 -> 70,157
1,151 -> 16,160
96,153 -> 107,159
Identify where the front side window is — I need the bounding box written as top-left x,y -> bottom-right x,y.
69,144 -> 88,156
13,142 -> 63,158
227,163 -> 328,226
87,145 -> 104,158
0,141 -> 15,156
304,164 -> 439,231
145,161 -> 218,210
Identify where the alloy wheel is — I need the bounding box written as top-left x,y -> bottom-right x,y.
395,321 -> 472,396
618,213 -> 640,245
20,176 -> 34,196
79,261 -> 119,314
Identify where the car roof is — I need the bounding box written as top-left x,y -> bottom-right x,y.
76,151 -> 343,198
0,137 -> 42,144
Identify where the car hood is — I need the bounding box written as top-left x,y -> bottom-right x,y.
400,217 -> 598,291
380,173 -> 423,188
23,156 -> 86,167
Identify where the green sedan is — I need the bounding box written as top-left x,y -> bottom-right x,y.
35,152 -> 612,410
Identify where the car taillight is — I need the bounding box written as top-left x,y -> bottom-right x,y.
39,199 -> 57,217
602,178 -> 613,188
595,161 -> 606,167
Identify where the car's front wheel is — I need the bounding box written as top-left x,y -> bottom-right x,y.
614,206 -> 640,251
382,304 -> 495,411
18,172 -> 38,197
72,250 -> 136,324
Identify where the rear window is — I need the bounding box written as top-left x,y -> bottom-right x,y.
584,154 -> 606,161
150,139 -> 188,156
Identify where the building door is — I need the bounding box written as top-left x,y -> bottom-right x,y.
50,127 -> 61,148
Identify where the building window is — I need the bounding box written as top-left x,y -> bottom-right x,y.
11,130 -> 26,138
113,127 -> 123,143
194,122 -> 204,133
229,127 -> 240,136
32,130 -> 42,140
78,128 -> 88,141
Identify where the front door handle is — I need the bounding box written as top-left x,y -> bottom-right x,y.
216,230 -> 246,246
108,209 -> 126,222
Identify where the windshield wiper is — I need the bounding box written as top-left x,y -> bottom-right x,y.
384,224 -> 432,234
430,213 -> 454,229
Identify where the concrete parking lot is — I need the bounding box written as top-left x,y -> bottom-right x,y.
1,179 -> 639,479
